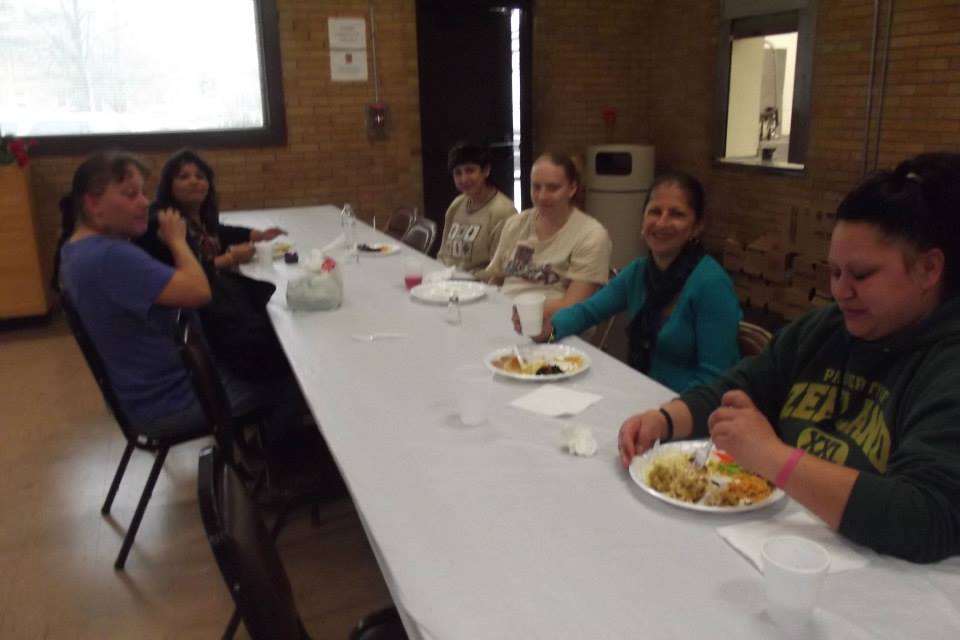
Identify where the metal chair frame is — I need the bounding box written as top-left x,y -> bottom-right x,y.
400,218 -> 438,255
61,293 -> 208,570
737,320 -> 774,358
383,207 -> 417,240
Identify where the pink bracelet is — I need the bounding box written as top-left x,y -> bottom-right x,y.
774,448 -> 805,489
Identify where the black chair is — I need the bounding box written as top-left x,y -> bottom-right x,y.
177,316 -> 346,535
383,207 -> 417,240
198,446 -> 308,640
199,446 -> 408,640
400,218 -> 438,254
61,293 -> 209,570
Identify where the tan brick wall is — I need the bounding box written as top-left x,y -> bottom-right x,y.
532,1 -> 652,161
22,0 -> 960,294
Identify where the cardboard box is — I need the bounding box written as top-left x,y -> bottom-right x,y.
746,274 -> 770,309
769,298 -> 810,321
744,233 -> 795,284
793,209 -> 834,257
793,255 -> 831,292
810,292 -> 834,309
722,238 -> 745,273
731,270 -> 750,303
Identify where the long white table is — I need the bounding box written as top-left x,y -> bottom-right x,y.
228,206 -> 960,640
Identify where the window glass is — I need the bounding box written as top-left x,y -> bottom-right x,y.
0,0 -> 267,137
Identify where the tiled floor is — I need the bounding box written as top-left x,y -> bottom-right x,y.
0,317 -> 392,639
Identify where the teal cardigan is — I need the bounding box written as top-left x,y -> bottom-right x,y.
552,255 -> 742,393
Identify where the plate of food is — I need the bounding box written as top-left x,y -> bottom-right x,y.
484,344 -> 590,381
410,281 -> 487,304
356,242 -> 400,256
628,440 -> 785,513
271,241 -> 294,258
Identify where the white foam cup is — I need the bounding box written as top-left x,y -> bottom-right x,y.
514,292 -> 546,336
255,242 -> 274,268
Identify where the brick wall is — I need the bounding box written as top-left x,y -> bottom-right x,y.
642,0 -> 960,251
22,0 -> 960,294
532,1 -> 652,160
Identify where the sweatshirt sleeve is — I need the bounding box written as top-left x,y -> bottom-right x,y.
551,259 -> 638,340
681,265 -> 743,390
680,308 -> 813,437
839,348 -> 960,562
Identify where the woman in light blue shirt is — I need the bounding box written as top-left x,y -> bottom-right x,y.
541,172 -> 741,393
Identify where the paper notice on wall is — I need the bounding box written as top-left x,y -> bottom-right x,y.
328,17 -> 368,82
330,49 -> 368,82
329,17 -> 366,49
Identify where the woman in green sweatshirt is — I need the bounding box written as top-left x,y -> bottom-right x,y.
619,153 -> 960,562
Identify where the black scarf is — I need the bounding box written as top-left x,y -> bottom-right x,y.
627,240 -> 706,373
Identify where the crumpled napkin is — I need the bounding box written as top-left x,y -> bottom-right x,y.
509,385 -> 603,418
561,424 -> 598,457
423,266 -> 455,283
716,509 -> 870,574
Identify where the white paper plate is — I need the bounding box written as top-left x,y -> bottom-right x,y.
628,440 -> 786,513
270,242 -> 295,258
410,281 -> 487,304
484,344 -> 591,381
356,242 -> 400,256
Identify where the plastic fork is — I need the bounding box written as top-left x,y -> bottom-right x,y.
351,332 -> 408,342
693,440 -> 713,469
512,345 -> 527,368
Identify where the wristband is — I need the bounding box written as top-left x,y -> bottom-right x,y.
774,448 -> 805,489
658,408 -> 674,443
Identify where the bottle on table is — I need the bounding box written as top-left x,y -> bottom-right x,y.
446,294 -> 461,325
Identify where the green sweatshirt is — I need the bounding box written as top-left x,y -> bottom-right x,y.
681,298 -> 960,563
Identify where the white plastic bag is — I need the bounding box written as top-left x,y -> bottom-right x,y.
286,254 -> 343,311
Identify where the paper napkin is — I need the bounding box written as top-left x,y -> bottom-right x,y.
717,509 -> 870,574
509,386 -> 603,418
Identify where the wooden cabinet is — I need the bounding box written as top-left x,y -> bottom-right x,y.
0,165 -> 51,318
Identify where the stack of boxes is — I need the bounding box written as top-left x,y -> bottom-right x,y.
722,208 -> 836,321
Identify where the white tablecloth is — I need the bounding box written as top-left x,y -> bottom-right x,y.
228,207 -> 960,640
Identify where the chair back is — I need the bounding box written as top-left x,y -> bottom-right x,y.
737,321 -> 773,358
384,207 -> 417,240
197,446 -> 306,640
593,267 -> 620,352
177,317 -> 245,464
400,218 -> 438,254
61,292 -> 143,444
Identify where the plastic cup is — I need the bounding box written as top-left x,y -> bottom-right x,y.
514,292 -> 545,336
403,258 -> 423,291
762,536 -> 830,633
255,242 -> 274,269
452,365 -> 492,426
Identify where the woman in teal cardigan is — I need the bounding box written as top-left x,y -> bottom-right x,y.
537,172 -> 741,393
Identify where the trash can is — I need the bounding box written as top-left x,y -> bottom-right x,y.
584,144 -> 655,362
584,144 -> 655,270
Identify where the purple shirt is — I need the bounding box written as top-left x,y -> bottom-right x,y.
60,236 -> 195,422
